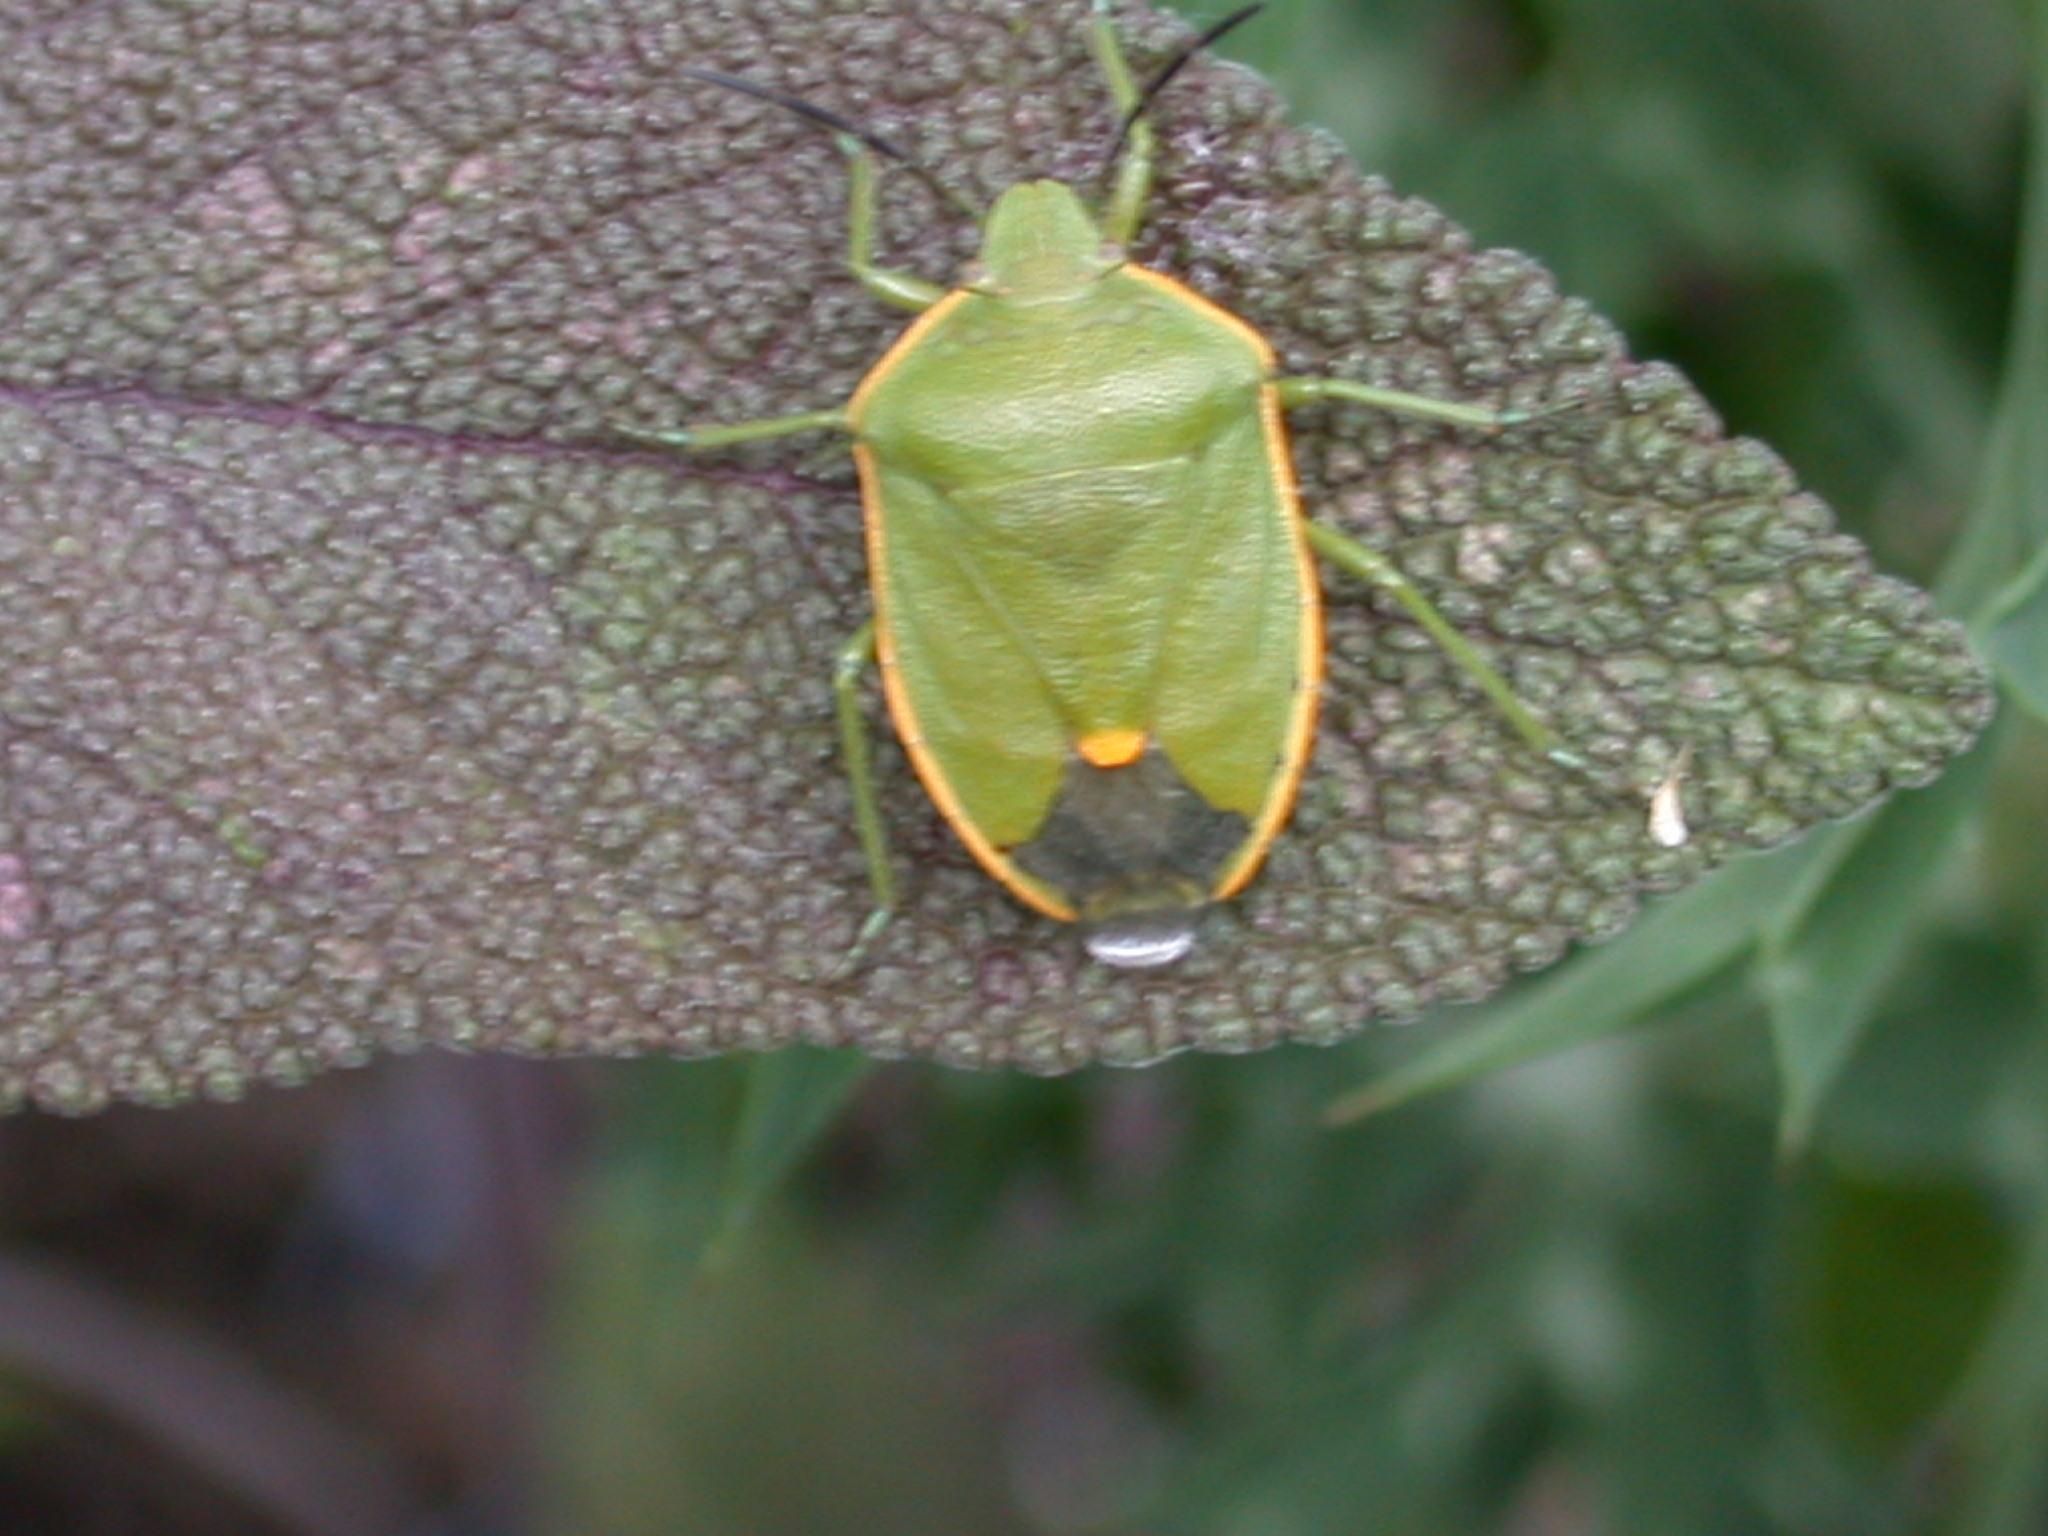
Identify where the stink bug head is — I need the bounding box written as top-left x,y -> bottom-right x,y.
972,180 -> 1122,301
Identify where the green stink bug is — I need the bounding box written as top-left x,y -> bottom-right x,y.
626,2 -> 1588,970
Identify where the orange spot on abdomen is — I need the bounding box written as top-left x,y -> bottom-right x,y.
1076,727 -> 1148,768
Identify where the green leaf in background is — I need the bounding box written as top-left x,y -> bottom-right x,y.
1779,1167 -> 2014,1456
1947,1136 -> 2048,1536
1323,833 -> 1833,1124
1936,0 -> 2048,626
1758,725 -> 2000,1155
549,1170 -> 1032,1536
1969,0 -> 2048,722
1986,552 -> 2048,722
1935,7 -> 2048,1482
702,1049 -> 874,1269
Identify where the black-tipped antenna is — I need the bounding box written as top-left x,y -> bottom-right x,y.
1101,4 -> 1266,173
678,66 -> 982,221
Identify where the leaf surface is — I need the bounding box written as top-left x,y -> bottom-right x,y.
0,0 -> 1991,1110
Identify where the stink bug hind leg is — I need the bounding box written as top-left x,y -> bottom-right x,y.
829,621 -> 898,980
1305,519 -> 1581,770
831,905 -> 893,982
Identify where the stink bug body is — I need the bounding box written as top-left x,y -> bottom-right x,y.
627,2 -> 1582,970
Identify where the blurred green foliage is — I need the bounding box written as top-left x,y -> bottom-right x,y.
544,2 -> 2048,1532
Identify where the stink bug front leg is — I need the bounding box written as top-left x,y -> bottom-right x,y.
839,136 -> 947,312
832,620 -> 897,976
1303,520 -> 1588,773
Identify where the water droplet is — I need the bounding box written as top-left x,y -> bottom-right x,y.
1084,911 -> 1200,969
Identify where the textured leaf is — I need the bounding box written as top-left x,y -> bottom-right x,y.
0,0 -> 1992,1111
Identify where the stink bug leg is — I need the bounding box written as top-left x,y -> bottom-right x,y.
1278,375 -> 1541,433
614,409 -> 845,452
616,105 -> 961,976
839,137 -> 948,312
1279,376 -> 1592,771
1090,0 -> 1156,248
831,621 -> 898,975
1277,374 -> 1586,433
1303,521 -> 1588,773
